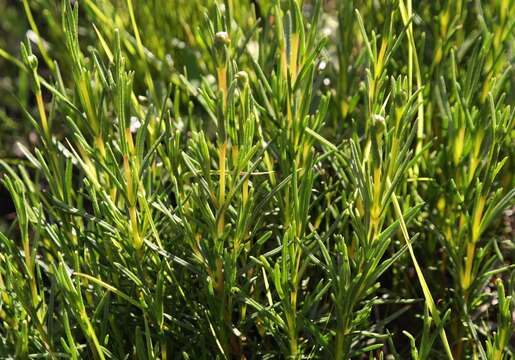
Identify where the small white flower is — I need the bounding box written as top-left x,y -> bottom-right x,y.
215,31 -> 230,45
27,30 -> 49,50
206,74 -> 216,85
247,41 -> 259,61
372,114 -> 385,123
130,116 -> 141,133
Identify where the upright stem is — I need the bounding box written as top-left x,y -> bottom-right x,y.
218,142 -> 227,235
21,0 -> 54,71
388,178 -> 454,360
399,0 -> 425,176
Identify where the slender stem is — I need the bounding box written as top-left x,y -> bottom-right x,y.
388,178 -> 454,360
218,142 -> 227,236
21,0 -> 54,71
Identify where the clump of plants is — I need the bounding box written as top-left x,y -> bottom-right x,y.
0,0 -> 513,358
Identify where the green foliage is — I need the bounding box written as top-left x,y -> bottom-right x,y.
0,0 -> 513,358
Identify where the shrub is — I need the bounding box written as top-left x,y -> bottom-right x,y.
0,0 -> 513,358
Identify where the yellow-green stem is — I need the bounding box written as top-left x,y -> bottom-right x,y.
462,242 -> 476,292
217,66 -> 228,108
35,92 -> 50,139
218,142 -> 227,235
388,178 -> 454,360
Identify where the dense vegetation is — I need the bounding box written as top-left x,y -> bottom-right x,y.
0,0 -> 513,358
